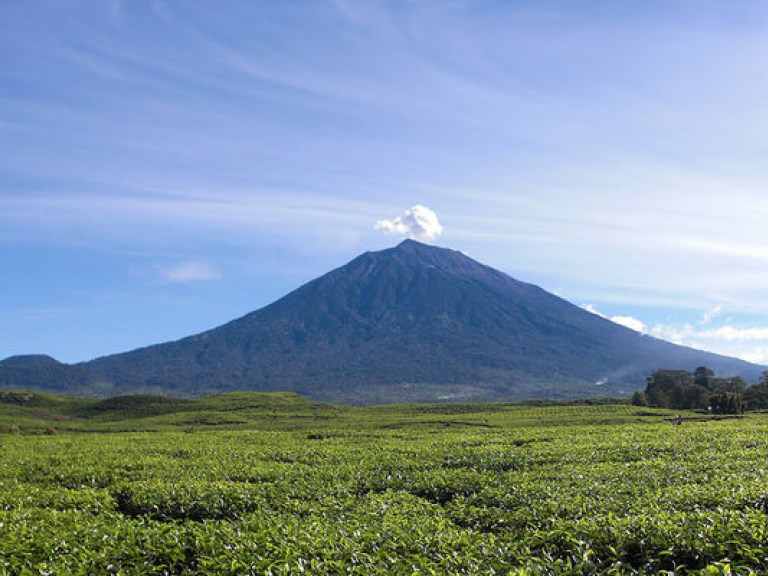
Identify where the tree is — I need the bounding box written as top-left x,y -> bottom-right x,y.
712,376 -> 747,394
693,366 -> 715,390
744,379 -> 768,410
710,392 -> 745,415
630,391 -> 646,406
644,368 -> 750,411
645,370 -> 693,408
672,384 -> 710,410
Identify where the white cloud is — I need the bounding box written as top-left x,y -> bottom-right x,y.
697,326 -> 768,342
739,348 -> 768,365
701,305 -> 723,325
583,303 -> 606,318
158,261 -> 220,283
651,323 -> 695,345
611,315 -> 647,333
582,304 -> 646,333
651,319 -> 768,366
375,205 -> 443,243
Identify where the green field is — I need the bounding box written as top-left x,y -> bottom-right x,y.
2,391 -> 768,574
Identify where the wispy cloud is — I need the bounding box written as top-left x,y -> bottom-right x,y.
697,326 -> 768,342
157,261 -> 220,283
651,318 -> 768,366
12,307 -> 70,323
679,238 -> 768,262
650,323 -> 695,346
701,305 -> 723,325
586,303 -> 768,365
0,186 -> 394,248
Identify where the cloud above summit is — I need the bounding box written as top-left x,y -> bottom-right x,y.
375,206 -> 443,243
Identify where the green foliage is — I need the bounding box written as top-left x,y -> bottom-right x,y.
645,369 -> 692,407
630,390 -> 646,406
693,366 -> 715,389
745,383 -> 768,410
713,376 -> 747,394
3,400 -> 768,573
80,394 -> 192,420
743,372 -> 768,410
710,392 -> 745,415
646,368 -> 749,412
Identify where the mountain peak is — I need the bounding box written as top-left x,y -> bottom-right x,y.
392,239 -> 464,261
395,238 -> 430,250
373,240 -> 515,291
378,239 -> 478,272
394,238 -> 458,253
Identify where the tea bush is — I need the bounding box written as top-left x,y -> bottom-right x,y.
2,404 -> 768,574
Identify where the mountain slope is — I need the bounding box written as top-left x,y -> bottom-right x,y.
1,240 -> 764,402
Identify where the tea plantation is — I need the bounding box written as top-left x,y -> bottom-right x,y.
2,391 -> 768,574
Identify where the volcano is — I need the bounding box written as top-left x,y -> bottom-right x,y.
1,240 -> 763,403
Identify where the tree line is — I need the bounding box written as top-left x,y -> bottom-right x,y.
632,367 -> 768,414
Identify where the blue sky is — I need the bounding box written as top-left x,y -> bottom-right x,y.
4,1 -> 768,370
